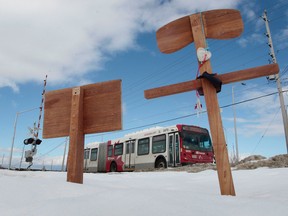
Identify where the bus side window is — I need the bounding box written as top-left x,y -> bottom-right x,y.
84,149 -> 90,159
152,134 -> 166,154
138,138 -> 149,156
114,143 -> 123,156
90,148 -> 98,161
108,145 -> 113,157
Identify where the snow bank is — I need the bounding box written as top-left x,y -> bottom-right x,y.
0,168 -> 287,216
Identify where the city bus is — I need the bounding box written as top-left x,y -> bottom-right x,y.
84,124 -> 213,172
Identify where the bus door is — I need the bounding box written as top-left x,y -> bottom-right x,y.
168,133 -> 180,167
84,148 -> 90,172
97,143 -> 107,172
124,140 -> 136,170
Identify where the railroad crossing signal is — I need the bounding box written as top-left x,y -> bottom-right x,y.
23,129 -> 42,165
144,9 -> 279,196
43,80 -> 122,184
23,137 -> 42,145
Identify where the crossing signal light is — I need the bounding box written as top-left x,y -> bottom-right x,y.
23,138 -> 42,145
35,139 -> 42,145
24,138 -> 34,145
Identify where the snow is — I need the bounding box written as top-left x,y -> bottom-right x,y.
0,168 -> 287,216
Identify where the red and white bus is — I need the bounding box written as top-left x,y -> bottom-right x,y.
84,124 -> 214,172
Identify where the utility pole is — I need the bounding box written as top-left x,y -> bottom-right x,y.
262,10 -> 288,153
232,86 -> 239,162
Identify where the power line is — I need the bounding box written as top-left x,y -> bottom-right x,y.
86,89 -> 286,140
36,5 -> 288,156
33,140 -> 66,161
251,106 -> 281,154
121,10 -> 286,106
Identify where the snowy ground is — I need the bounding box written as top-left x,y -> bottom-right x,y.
0,168 -> 287,216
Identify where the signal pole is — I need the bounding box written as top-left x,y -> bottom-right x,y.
262,10 -> 288,153
8,107 -> 39,170
61,137 -> 68,172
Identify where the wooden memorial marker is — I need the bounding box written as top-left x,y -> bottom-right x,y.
144,9 -> 279,196
43,80 -> 122,184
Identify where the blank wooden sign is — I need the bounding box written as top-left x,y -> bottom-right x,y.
43,79 -> 122,139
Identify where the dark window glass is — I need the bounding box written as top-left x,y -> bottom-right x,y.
175,134 -> 180,163
108,145 -> 113,157
152,134 -> 166,154
138,138 -> 149,155
181,131 -> 212,151
90,148 -> 98,161
114,143 -> 123,156
84,149 -> 90,159
126,141 -> 135,154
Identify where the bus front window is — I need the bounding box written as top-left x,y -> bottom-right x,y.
199,134 -> 212,149
181,131 -> 212,151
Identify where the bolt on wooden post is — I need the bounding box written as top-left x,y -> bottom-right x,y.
144,9 -> 279,196
43,80 -> 122,184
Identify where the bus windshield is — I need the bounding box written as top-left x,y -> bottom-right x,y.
181,130 -> 212,151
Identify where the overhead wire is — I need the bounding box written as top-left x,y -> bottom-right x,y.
121,5 -> 288,138
123,10 -> 276,104
86,89 -> 287,140
124,1 -> 287,103
33,140 -> 66,162
251,106 -> 281,154
121,1 -> 288,142
35,1 -> 288,157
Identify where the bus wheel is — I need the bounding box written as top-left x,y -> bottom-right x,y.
155,158 -> 167,169
110,162 -> 117,172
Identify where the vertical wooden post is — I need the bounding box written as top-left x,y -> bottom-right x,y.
67,87 -> 84,184
190,14 -> 235,195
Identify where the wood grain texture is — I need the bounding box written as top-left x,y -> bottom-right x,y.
156,16 -> 193,54
67,87 -> 84,184
82,80 -> 122,134
43,88 -> 72,138
203,9 -> 243,39
190,13 -> 236,196
144,63 -> 279,99
219,63 -> 279,84
145,79 -> 201,99
43,79 -> 122,138
156,9 -> 243,54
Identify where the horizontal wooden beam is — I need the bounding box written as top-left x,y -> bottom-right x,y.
219,63 -> 279,85
144,63 -> 279,99
144,79 -> 201,99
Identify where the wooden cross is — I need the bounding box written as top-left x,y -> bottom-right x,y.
144,9 -> 279,196
43,80 -> 122,184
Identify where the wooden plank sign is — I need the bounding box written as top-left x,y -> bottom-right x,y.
43,80 -> 122,138
145,9 -> 279,196
43,79 -> 122,184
